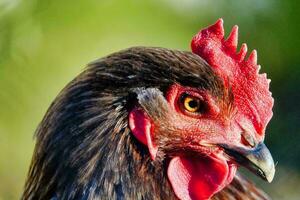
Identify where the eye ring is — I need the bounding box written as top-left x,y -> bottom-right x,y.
179,93 -> 206,114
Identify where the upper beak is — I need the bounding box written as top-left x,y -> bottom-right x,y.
219,142 -> 275,182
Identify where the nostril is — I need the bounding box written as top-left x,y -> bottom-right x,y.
241,133 -> 255,148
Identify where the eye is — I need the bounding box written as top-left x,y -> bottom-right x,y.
183,96 -> 200,112
180,94 -> 205,114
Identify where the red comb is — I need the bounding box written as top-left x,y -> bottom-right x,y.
191,19 -> 273,135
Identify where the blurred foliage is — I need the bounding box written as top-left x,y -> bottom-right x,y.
0,0 -> 299,199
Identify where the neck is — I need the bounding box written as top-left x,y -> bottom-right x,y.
76,116 -> 176,200
90,126 -> 176,200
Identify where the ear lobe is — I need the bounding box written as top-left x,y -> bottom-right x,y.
129,108 -> 158,160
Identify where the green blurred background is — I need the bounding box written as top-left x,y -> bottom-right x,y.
0,0 -> 299,199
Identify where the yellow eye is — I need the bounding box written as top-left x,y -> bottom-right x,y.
183,96 -> 201,113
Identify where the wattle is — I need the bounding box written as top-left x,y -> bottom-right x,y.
167,155 -> 237,200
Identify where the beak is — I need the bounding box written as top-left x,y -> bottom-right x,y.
219,142 -> 275,182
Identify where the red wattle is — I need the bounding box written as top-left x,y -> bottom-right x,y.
168,156 -> 235,200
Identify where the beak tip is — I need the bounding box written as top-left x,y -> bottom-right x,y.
266,167 -> 275,183
267,178 -> 273,183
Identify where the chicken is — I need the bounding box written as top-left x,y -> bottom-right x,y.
22,19 -> 275,200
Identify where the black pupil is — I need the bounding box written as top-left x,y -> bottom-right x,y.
188,99 -> 199,108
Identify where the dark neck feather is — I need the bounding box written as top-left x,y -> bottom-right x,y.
22,87 -> 176,200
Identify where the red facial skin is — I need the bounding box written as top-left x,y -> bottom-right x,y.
165,84 -> 240,200
129,84 -> 244,200
165,84 -> 241,148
